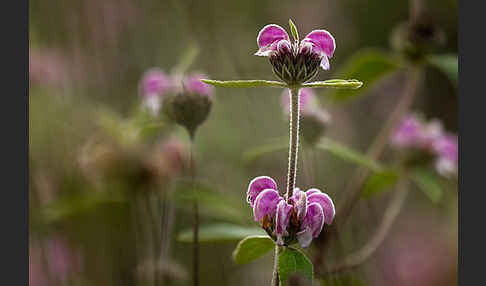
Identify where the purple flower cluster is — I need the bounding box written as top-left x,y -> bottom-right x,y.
391,114 -> 458,177
256,24 -> 336,84
139,68 -> 213,115
247,176 -> 335,248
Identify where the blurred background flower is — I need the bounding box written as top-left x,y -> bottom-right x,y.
30,0 -> 457,285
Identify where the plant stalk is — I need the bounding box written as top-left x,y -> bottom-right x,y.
271,245 -> 282,286
286,87 -> 300,200
190,136 -> 199,286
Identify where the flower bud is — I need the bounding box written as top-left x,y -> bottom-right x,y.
269,49 -> 320,85
163,75 -> 213,138
390,19 -> 445,61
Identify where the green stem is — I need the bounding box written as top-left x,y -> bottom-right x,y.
271,245 -> 282,286
286,87 -> 300,199
190,137 -> 199,286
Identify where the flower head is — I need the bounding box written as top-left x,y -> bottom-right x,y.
247,176 -> 335,248
163,73 -> 213,138
391,114 -> 458,178
256,22 -> 336,84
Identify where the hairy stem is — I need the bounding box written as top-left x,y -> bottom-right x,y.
190,138 -> 199,286
271,245 -> 282,286
286,87 -> 300,199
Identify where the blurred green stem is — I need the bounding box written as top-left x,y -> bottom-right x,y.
319,178 -> 409,275
315,67 -> 420,273
339,67 -> 419,224
286,87 -> 300,199
190,137 -> 199,286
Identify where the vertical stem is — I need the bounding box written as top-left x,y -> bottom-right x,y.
339,68 -> 419,224
190,137 -> 199,286
286,87 -> 301,200
271,245 -> 282,286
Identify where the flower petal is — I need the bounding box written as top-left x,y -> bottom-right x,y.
306,189 -> 335,225
253,189 -> 283,222
391,115 -> 423,147
302,202 -> 325,237
302,29 -> 336,58
140,68 -> 173,97
277,40 -> 292,54
432,134 -> 458,161
297,228 -> 313,248
255,24 -> 290,57
184,73 -> 213,97
247,176 -> 278,207
274,200 -> 293,245
290,189 -> 307,221
320,55 -> 330,70
143,95 -> 161,116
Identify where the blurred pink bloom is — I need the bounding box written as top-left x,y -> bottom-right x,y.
391,114 -> 423,147
432,134 -> 458,177
375,216 -> 457,286
391,114 -> 458,177
149,137 -> 188,178
184,73 -> 213,97
140,68 -> 173,97
139,68 -> 174,115
29,49 -> 68,86
30,237 -> 83,286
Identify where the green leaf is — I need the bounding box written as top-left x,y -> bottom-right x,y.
42,191 -> 126,224
177,223 -> 266,243
328,49 -> 401,101
201,79 -> 287,88
317,138 -> 383,172
278,247 -> 314,286
289,19 -> 299,42
232,235 -> 275,264
302,79 -> 363,89
427,54 -> 458,86
362,171 -> 400,198
243,140 -> 288,164
411,168 -> 443,203
171,179 -> 248,223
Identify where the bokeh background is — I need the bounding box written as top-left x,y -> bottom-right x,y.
29,0 -> 457,285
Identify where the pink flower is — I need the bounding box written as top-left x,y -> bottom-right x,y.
247,176 -> 335,247
432,134 -> 458,177
140,68 -> 173,97
391,115 -> 423,148
184,73 -> 213,97
139,68 -> 173,115
391,114 -> 458,178
255,23 -> 336,84
256,24 -> 335,70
